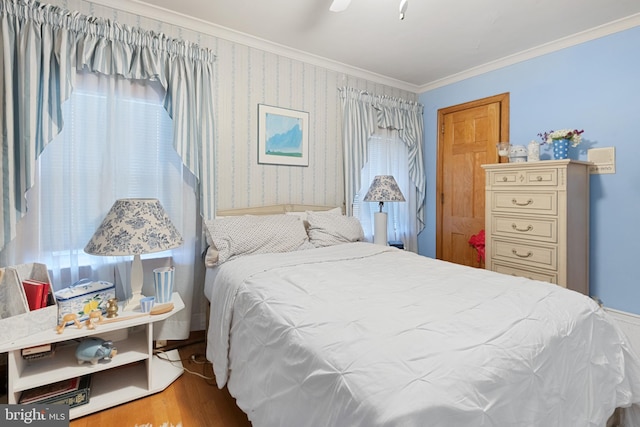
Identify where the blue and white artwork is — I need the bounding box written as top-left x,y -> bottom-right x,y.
258,104 -> 309,166
265,113 -> 303,158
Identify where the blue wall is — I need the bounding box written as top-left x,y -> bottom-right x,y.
418,26 -> 640,314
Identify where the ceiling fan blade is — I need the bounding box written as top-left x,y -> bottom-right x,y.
330,0 -> 351,12
399,0 -> 408,20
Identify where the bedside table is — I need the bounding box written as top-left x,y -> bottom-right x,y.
0,293 -> 184,419
388,240 -> 404,250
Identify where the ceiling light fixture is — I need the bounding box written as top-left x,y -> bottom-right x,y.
399,0 -> 409,20
329,0 -> 351,12
330,0 -> 409,20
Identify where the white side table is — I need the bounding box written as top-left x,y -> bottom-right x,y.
0,292 -> 185,419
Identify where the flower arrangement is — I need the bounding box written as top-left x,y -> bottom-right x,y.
538,129 -> 584,147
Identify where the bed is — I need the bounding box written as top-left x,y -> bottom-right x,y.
203,205 -> 640,427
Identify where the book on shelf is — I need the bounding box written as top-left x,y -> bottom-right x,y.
19,375 -> 91,408
21,343 -> 52,355
21,343 -> 56,360
22,278 -> 50,311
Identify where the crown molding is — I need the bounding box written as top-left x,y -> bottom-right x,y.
417,13 -> 640,93
88,0 -> 420,92
88,1 -> 639,94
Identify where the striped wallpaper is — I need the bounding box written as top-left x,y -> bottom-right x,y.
50,0 -> 419,213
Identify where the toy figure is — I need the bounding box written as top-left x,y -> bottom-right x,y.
75,338 -> 117,365
56,313 -> 83,334
85,309 -> 104,330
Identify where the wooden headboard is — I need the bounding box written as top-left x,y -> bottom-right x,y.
216,204 -> 343,217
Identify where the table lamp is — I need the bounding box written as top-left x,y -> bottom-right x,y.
84,198 -> 183,311
363,175 -> 405,245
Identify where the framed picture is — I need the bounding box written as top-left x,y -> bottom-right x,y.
258,104 -> 309,166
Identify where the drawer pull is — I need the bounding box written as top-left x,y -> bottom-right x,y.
502,177 -> 508,182
536,176 -> 543,181
512,249 -> 533,258
512,198 -> 533,206
512,224 -> 533,232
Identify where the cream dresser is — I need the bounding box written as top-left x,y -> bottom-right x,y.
482,160 -> 591,294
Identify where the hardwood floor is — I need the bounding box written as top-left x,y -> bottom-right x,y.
70,332 -> 252,427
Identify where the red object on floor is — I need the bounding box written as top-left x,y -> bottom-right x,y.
468,230 -> 485,263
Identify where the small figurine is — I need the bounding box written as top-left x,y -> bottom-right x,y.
56,313 -> 83,334
75,338 -> 117,365
106,298 -> 119,318
85,309 -> 104,330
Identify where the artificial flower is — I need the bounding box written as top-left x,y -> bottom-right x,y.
537,129 -> 584,147
468,229 -> 485,263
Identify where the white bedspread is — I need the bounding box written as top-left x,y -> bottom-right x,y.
206,242 -> 640,427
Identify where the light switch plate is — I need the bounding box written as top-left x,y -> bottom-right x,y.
588,147 -> 616,174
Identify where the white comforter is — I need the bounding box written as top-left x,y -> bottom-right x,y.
206,242 -> 640,427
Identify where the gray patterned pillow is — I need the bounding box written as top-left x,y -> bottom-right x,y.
205,214 -> 312,265
306,211 -> 365,247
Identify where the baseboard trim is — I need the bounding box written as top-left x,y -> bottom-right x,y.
604,307 -> 640,354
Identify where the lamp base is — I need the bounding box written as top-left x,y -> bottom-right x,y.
373,212 -> 388,245
123,293 -> 143,312
123,254 -> 144,311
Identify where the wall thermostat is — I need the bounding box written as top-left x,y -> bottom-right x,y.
587,147 -> 615,174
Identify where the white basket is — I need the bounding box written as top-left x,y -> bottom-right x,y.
0,263 -> 58,345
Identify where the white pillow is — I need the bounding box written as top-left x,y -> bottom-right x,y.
306,211 -> 365,247
285,207 -> 342,223
204,214 -> 313,265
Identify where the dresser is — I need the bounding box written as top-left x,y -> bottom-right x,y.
482,160 -> 591,294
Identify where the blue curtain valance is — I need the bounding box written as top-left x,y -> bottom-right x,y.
0,0 -> 217,251
338,87 -> 426,231
1,0 -> 215,62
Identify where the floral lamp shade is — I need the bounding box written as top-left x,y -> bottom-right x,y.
363,175 -> 405,212
363,175 -> 405,246
84,198 -> 183,311
84,198 -> 183,256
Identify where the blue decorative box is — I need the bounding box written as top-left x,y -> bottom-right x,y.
54,279 -> 115,324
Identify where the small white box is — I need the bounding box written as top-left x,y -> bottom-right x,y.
54,279 -> 115,324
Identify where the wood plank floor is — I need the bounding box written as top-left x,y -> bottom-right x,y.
70,332 -> 252,427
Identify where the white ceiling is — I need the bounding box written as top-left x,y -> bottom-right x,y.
129,0 -> 640,91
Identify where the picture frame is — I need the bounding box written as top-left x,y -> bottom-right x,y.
258,104 -> 309,166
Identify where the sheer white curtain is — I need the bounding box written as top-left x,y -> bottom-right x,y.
338,88 -> 425,239
0,0 -> 216,254
0,70 -> 201,340
353,130 -> 418,251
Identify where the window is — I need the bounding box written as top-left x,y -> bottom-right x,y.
3,71 -> 197,298
353,129 -> 418,251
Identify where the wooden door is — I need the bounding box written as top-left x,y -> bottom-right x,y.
436,93 -> 509,267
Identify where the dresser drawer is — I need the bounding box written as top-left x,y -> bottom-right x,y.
491,239 -> 557,270
492,262 -> 558,284
489,168 -> 558,187
491,215 -> 557,243
491,191 -> 557,215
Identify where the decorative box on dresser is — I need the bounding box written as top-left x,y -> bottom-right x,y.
481,159 -> 591,295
